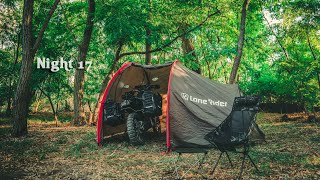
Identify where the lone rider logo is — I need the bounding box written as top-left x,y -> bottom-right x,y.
180,92 -> 227,107
181,93 -> 189,101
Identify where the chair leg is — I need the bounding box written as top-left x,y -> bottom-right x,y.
197,152 -> 207,170
210,152 -> 223,175
174,152 -> 208,179
225,152 -> 233,167
247,154 -> 259,171
238,153 -> 246,180
173,153 -> 182,179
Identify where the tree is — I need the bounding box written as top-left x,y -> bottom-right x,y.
37,71 -> 72,127
73,0 -> 95,126
90,1 -> 221,123
229,0 -> 250,84
0,1 -> 22,115
12,0 -> 60,136
145,0 -> 152,65
180,23 -> 201,74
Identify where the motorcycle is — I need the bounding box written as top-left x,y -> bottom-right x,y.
103,80 -> 162,145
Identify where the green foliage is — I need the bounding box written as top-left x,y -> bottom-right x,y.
1,0 -> 319,114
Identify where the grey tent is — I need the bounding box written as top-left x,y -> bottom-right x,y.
97,60 -> 264,150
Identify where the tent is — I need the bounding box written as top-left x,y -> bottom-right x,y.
97,60 -> 257,150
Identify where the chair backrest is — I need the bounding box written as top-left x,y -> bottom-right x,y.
205,96 -> 260,147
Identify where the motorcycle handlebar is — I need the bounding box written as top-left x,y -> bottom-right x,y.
134,84 -> 160,90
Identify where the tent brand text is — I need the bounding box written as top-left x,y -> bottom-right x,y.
181,93 -> 227,107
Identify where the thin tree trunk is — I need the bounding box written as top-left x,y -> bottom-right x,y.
145,0 -> 152,65
6,27 -> 21,116
38,87 -> 58,127
34,90 -> 42,113
180,23 -> 201,74
145,28 -> 152,65
212,64 -> 218,78
12,0 -> 60,137
73,0 -> 95,126
87,101 -> 93,125
48,96 -> 58,127
219,61 -> 228,83
55,102 -> 59,126
205,60 -> 212,79
229,0 -> 250,84
224,73 -> 228,84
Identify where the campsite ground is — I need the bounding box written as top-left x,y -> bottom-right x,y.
0,113 -> 319,179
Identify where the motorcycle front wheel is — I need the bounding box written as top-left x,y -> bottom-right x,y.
127,113 -> 145,145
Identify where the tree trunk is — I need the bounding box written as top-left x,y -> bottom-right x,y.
145,0 -> 152,65
47,94 -> 58,127
180,23 -> 201,74
73,58 -> 86,125
12,0 -> 60,137
229,0 -> 250,84
73,0 -> 95,126
12,0 -> 34,136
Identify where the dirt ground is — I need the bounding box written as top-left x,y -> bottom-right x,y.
0,113 -> 319,179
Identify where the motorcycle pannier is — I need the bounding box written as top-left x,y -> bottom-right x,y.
142,91 -> 162,116
103,99 -> 123,126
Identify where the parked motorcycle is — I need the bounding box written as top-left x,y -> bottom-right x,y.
103,80 -> 162,145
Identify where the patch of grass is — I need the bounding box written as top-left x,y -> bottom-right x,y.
252,150 -> 295,165
28,112 -> 73,123
0,126 -> 11,136
309,135 -> 320,143
0,117 -> 10,125
55,135 -> 68,145
64,132 -> 98,158
0,138 -> 35,161
257,163 -> 272,176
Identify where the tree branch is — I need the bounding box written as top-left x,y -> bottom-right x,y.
262,12 -> 289,60
61,4 -> 80,47
37,86 -> 49,99
33,0 -> 60,52
306,29 -> 320,89
118,10 -> 220,59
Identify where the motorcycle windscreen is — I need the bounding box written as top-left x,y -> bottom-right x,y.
168,62 -> 241,149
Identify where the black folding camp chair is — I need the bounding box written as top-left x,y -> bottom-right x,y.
205,96 -> 264,179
